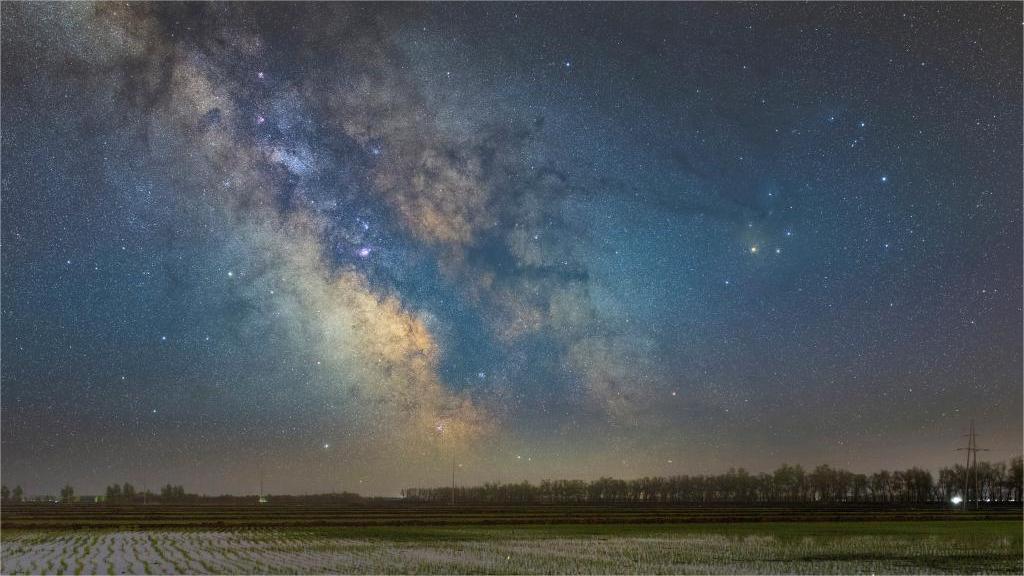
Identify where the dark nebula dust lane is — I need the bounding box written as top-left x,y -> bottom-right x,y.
1,3 -> 1020,496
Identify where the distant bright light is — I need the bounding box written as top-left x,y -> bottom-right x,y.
881,176 -> 888,182
951,495 -> 963,505
750,245 -> 759,254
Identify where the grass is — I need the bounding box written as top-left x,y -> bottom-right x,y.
1,520 -> 1020,574
284,519 -> 1020,542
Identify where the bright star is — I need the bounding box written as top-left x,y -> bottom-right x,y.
881,176 -> 888,182
750,245 -> 759,254
358,247 -> 371,258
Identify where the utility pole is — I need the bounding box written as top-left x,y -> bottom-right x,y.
437,422 -> 456,505
957,420 -> 989,510
258,459 -> 266,504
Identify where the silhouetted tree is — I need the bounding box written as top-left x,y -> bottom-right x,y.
60,484 -> 74,503
12,485 -> 23,503
1009,457 -> 1023,502
160,484 -> 187,500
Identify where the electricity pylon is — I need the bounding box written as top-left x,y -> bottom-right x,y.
956,420 -> 989,510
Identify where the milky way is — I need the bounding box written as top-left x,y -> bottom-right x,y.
2,3 -> 1021,496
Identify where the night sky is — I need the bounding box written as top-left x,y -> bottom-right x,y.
2,3 -> 1021,497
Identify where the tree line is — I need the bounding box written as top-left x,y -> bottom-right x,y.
1,483 -> 369,505
1,483 -> 196,503
402,458 -> 1024,504
0,485 -> 25,502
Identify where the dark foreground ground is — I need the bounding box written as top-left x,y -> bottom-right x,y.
2,501 -> 1020,529
2,504 -> 1021,574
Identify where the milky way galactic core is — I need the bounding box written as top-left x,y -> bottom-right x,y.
2,3 -> 1020,495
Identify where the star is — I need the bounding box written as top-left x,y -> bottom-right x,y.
881,176 -> 888,182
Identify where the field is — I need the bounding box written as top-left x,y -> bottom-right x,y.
2,505 -> 1021,574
